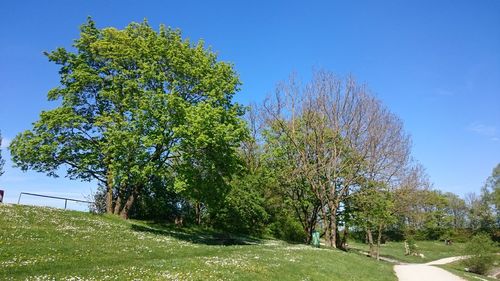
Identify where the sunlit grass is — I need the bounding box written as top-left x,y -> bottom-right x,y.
0,204 -> 396,280
348,239 -> 466,263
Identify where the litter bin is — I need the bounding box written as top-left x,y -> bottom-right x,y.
311,230 -> 320,248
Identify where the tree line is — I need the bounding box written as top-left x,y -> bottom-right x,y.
5,19 -> 499,257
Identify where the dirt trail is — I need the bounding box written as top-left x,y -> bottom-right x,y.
394,256 -> 467,281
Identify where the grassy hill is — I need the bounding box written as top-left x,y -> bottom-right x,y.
348,240 -> 466,263
0,204 -> 396,281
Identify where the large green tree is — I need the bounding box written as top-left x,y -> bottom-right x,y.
10,18 -> 247,218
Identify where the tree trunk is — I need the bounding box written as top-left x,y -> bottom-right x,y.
195,201 -> 202,225
119,190 -> 137,219
329,206 -> 337,248
340,225 -> 349,250
322,217 -> 333,247
304,204 -> 319,244
105,171 -> 113,214
305,224 -> 313,244
113,196 -> 122,215
376,224 -> 383,261
367,229 -> 375,257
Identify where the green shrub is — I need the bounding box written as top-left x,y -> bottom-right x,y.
445,229 -> 473,243
268,215 -> 307,243
405,237 -> 419,255
384,228 -> 405,242
211,182 -> 269,236
462,233 -> 496,275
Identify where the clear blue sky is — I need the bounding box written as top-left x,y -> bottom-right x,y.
0,0 -> 499,208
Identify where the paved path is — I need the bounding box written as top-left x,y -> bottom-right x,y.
394,256 -> 467,281
425,256 -> 467,266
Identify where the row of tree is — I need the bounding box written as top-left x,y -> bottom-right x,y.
5,20 -> 499,258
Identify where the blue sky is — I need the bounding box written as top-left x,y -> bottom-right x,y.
0,0 -> 499,208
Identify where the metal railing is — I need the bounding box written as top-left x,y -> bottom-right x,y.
17,192 -> 95,209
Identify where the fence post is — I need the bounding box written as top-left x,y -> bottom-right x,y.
64,199 -> 68,209
17,193 -> 22,204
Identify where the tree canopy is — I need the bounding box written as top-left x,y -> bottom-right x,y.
10,18 -> 247,218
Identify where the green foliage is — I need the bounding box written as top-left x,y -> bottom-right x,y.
468,192 -> 496,234
9,18 -> 247,218
129,180 -> 189,222
268,212 -> 308,243
211,173 -> 269,235
441,228 -> 473,243
462,233 -> 497,275
405,237 -> 419,255
262,116 -> 349,244
393,186 -> 467,241
481,163 -> 500,237
488,164 -> 500,202
443,192 -> 468,229
352,182 -> 396,231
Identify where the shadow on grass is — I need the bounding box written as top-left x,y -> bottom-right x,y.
130,223 -> 262,246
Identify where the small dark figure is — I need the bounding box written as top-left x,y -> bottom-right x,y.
175,216 -> 183,227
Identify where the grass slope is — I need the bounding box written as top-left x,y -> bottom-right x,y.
349,240 -> 466,263
438,262 -> 498,281
0,205 -> 396,281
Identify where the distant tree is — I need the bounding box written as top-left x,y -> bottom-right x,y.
393,163 -> 433,233
420,190 -> 454,240
352,181 -> 396,260
483,163 -> 500,227
463,164 -> 500,240
443,192 -> 467,229
10,18 -> 246,219
0,131 -> 4,177
466,192 -> 495,233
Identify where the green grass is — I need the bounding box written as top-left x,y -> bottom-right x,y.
348,240 -> 466,263
439,260 -> 499,281
0,204 -> 396,281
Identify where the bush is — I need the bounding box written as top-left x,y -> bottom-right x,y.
462,233 -> 496,275
349,229 -> 367,242
413,227 -> 447,241
384,228 -> 405,242
268,214 -> 307,243
405,236 -> 419,256
211,181 -> 269,236
441,228 -> 472,243
89,185 -> 107,214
